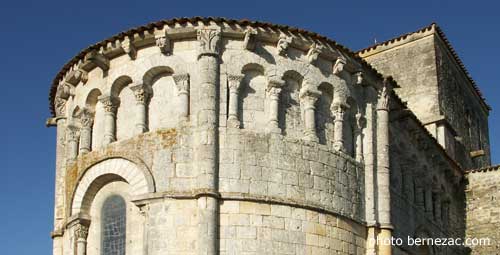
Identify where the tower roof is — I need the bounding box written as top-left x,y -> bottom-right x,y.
357,23 -> 490,111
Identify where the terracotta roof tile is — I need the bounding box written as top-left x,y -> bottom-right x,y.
466,164 -> 500,174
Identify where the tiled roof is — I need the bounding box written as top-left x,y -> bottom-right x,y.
357,23 -> 490,111
466,164 -> 500,174
48,17 -> 390,116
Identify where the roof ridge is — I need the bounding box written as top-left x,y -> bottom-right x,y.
357,22 -> 436,54
356,23 -> 490,111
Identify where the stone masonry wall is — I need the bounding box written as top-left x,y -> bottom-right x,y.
466,168 -> 500,254
361,34 -> 440,124
434,36 -> 491,168
219,200 -> 366,254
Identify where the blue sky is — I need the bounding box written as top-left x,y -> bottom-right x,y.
1,0 -> 498,254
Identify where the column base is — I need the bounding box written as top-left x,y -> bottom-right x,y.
227,117 -> 240,128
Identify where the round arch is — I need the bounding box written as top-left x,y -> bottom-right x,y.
71,158 -> 155,216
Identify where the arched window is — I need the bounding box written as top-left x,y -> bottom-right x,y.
101,195 -> 126,255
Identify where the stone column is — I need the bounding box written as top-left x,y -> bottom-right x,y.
266,78 -> 284,133
77,108 -> 94,154
299,87 -> 320,142
195,27 -> 221,255
415,180 -> 425,210
376,79 -> 393,255
49,94 -> 69,255
74,223 -> 89,255
173,73 -> 191,122
66,124 -> 80,165
130,83 -> 150,134
362,90 -> 377,255
425,188 -> 433,218
433,192 -> 442,223
98,95 -> 119,146
227,74 -> 244,128
332,103 -> 347,151
355,113 -> 366,162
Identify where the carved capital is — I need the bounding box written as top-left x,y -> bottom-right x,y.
197,28 -> 221,58
243,27 -> 258,51
129,84 -> 149,104
155,32 -> 172,55
332,103 -> 348,120
277,34 -> 292,56
306,42 -> 325,63
54,97 -> 67,117
98,95 -> 119,113
299,87 -> 321,106
228,74 -> 244,91
66,124 -> 80,142
76,108 -> 95,128
333,57 -> 346,75
173,73 -> 190,94
267,78 -> 285,96
74,224 -> 88,240
377,77 -> 394,110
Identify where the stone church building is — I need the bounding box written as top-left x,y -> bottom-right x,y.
46,17 -> 499,255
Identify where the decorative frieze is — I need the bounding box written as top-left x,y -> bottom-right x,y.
277,34 -> 292,56
243,27 -> 258,51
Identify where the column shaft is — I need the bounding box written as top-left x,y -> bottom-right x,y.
74,224 -> 88,255
131,84 -> 149,134
376,81 -> 393,255
66,124 -> 79,164
77,108 -> 94,154
300,87 -> 320,142
173,73 -> 190,122
227,75 -> 243,128
333,104 -> 346,151
195,28 -> 221,255
99,96 -> 118,146
266,79 -> 284,133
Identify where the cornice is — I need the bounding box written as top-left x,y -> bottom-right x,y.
48,16 -> 392,117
